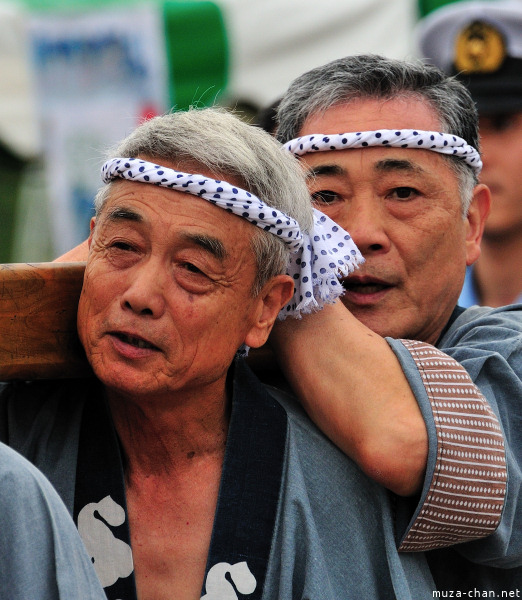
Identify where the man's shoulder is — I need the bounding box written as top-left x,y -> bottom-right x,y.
442,304 -> 522,345
0,441 -> 69,518
0,441 -> 43,482
458,303 -> 522,323
262,379 -> 368,479
0,442 -> 68,505
434,305 -> 522,380
443,304 -> 522,332
235,358 -> 347,452
264,382 -> 307,424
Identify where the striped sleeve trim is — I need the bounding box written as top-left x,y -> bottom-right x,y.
398,339 -> 507,552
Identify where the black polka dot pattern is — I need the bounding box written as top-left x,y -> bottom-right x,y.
101,157 -> 364,319
284,129 -> 482,174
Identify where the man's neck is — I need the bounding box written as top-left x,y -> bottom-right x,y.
106,383 -> 230,477
474,232 -> 522,307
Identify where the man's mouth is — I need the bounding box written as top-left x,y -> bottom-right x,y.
341,279 -> 392,295
112,332 -> 159,351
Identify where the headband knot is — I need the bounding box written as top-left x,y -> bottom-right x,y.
101,157 -> 364,320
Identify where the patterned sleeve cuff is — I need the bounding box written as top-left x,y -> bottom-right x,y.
398,340 -> 507,552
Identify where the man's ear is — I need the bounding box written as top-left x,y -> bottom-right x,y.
244,274 -> 295,349
465,183 -> 491,266
88,216 -> 96,245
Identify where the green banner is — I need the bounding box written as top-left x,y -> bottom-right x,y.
163,1 -> 228,110
418,0 -> 466,17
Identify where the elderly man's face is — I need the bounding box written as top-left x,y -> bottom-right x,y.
77,177 -> 274,401
299,97 -> 487,343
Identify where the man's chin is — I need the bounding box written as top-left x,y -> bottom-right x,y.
100,373 -> 164,403
87,357 -> 150,397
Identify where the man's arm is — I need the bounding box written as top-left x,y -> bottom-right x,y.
271,300 -> 509,557
270,300 -> 428,496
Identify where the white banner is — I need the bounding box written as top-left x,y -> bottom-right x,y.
220,0 -> 418,107
28,4 -> 168,254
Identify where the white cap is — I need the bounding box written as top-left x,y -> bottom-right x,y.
416,1 -> 522,113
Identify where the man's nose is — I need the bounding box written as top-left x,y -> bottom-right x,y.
339,198 -> 391,256
120,261 -> 167,318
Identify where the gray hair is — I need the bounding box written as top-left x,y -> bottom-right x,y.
94,107 -> 314,294
276,54 -> 479,214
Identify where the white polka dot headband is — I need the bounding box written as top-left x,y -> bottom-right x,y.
284,129 -> 482,174
101,157 -> 364,319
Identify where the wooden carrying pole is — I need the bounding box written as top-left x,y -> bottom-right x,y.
0,262 -> 90,380
0,262 -> 277,381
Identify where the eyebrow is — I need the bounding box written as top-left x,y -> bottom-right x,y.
180,232 -> 228,261
374,158 -> 425,175
105,206 -> 143,223
307,157 -> 426,179
306,164 -> 347,179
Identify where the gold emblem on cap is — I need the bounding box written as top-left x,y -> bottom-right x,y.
454,20 -> 506,73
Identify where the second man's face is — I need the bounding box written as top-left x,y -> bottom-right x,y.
298,97 -> 478,343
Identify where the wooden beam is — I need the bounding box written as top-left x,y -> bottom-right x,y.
0,262 -> 90,380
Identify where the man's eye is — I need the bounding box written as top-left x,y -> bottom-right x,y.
391,187 -> 418,200
111,241 -> 134,251
183,262 -> 203,275
311,190 -> 340,204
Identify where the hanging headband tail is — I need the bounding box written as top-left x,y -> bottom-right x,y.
282,208 -> 364,319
